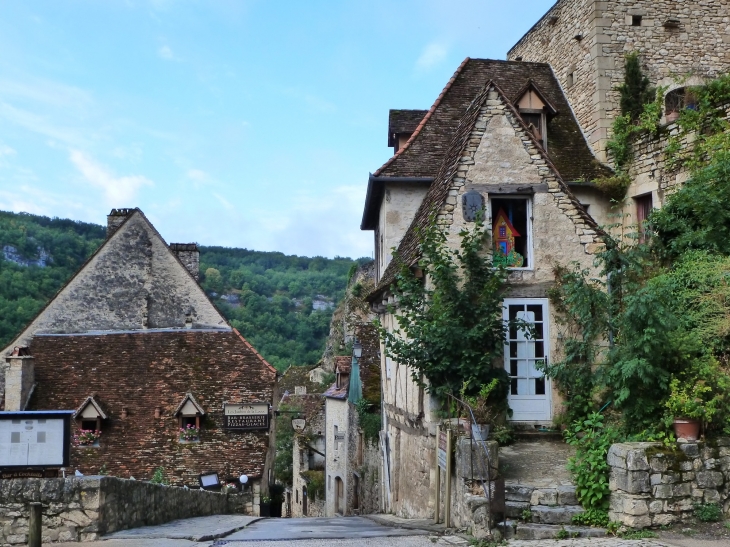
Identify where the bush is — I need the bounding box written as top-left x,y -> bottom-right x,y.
694,503 -> 722,522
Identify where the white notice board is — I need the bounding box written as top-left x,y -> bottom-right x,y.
0,412 -> 71,468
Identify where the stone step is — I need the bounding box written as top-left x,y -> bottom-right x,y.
530,504 -> 584,524
505,483 -> 578,506
501,520 -> 607,540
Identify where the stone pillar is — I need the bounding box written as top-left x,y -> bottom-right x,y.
169,243 -> 200,281
4,355 -> 35,411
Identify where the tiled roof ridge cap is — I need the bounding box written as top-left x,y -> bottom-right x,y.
489,79 -> 602,234
233,327 -> 277,375
373,57 -> 471,177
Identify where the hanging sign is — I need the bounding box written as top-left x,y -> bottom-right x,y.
223,403 -> 270,430
291,418 -> 306,432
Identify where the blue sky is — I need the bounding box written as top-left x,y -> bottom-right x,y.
0,0 -> 553,258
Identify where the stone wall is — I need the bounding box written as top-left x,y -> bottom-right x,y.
608,440 -> 730,528
508,0 -> 730,160
0,476 -> 246,544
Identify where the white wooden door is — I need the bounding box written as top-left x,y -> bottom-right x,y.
503,299 -> 551,422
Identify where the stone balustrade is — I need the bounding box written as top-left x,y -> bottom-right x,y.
608,439 -> 730,528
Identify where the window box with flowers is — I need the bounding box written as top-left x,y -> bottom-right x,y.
75,429 -> 102,447
179,424 -> 201,443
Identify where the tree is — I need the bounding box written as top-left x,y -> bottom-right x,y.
377,216 -> 511,401
618,52 -> 654,122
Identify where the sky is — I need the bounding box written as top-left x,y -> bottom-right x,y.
0,0 -> 555,259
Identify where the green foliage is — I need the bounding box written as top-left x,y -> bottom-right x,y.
274,404 -> 299,486
521,509 -> 532,521
565,413 -> 620,511
98,464 -> 108,476
149,467 -> 169,485
618,53 -> 655,123
0,211 -> 106,347
377,216 -> 511,400
571,508 -> 609,527
490,424 -> 515,446
461,379 -> 501,424
593,174 -> 632,203
354,399 -> 381,443
201,246 -> 369,370
606,521 -> 621,536
300,470 -> 325,501
694,502 -> 723,522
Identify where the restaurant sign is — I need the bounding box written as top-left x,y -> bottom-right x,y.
223,403 -> 270,430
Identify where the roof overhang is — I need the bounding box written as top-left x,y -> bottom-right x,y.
360,175 -> 434,231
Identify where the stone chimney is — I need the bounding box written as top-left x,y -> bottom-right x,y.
170,243 -> 200,281
107,208 -> 136,238
4,347 -> 35,411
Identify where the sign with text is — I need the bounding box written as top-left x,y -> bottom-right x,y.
0,411 -> 72,470
223,403 -> 270,430
438,430 -> 448,470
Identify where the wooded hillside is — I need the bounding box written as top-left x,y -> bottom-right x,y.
0,210 -> 365,370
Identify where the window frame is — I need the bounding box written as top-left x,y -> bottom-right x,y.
489,196 -> 534,271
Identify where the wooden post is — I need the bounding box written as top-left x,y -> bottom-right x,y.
28,502 -> 42,547
445,429 -> 452,528
434,425 -> 440,524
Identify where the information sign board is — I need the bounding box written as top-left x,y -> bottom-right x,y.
438,430 -> 448,470
223,403 -> 270,430
0,411 -> 72,470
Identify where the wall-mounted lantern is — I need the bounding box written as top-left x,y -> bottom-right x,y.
353,341 -> 363,359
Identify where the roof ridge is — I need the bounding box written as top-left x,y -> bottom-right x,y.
489,79 -> 601,233
373,57 -> 471,177
369,80 -> 602,299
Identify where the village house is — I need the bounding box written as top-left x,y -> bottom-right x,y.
363,0 -> 730,524
322,324 -> 381,517
1,208 -> 276,493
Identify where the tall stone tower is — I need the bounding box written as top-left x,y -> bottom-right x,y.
509,0 -> 730,161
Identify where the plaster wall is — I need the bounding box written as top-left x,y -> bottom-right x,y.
509,0 -> 730,160
325,397 -> 349,516
377,183 -> 429,279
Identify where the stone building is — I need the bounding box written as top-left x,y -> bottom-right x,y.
362,58 -> 614,517
508,0 -> 730,161
287,394 -> 326,518
323,324 -> 381,517
1,208 -> 276,490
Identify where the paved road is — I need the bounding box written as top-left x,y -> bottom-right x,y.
218,516 -> 429,542
51,515 -> 730,547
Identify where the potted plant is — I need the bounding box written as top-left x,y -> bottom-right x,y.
665,376 -> 713,441
259,495 -> 272,517
462,378 -> 501,441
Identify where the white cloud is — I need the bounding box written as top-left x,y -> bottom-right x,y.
69,150 -> 153,206
0,144 -> 16,157
158,45 -> 175,60
415,42 -> 449,72
212,192 -> 234,211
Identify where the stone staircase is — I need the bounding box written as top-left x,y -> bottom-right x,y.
499,482 -> 608,539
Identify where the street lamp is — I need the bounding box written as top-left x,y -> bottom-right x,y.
353,340 -> 362,359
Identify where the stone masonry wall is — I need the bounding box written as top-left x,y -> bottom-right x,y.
608,440 -> 730,528
0,476 -> 245,544
509,0 -> 730,160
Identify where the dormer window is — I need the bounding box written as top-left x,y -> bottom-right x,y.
515,81 -> 557,151
73,396 -> 107,446
174,393 -> 205,441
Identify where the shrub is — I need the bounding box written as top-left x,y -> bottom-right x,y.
694,503 -> 722,522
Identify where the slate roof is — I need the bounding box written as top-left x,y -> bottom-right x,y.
374,58 -> 611,183
368,78 -> 604,299
387,109 -> 429,147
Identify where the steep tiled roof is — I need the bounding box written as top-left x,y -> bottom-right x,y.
373,58 -> 611,183
387,109 -> 428,147
368,80 -> 603,299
